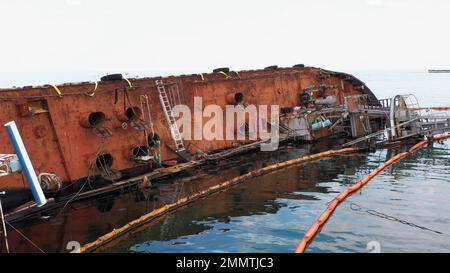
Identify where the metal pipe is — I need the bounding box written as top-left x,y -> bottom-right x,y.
4,121 -> 47,207
0,191 -> 9,253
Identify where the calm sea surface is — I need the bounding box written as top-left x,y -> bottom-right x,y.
2,70 -> 450,253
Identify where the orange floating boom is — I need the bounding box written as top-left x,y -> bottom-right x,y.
410,107 -> 450,111
79,147 -> 362,252
294,133 -> 450,253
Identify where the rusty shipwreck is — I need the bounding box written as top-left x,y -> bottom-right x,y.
3,64 -> 441,215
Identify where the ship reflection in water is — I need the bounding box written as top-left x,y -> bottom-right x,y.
2,140 -> 450,253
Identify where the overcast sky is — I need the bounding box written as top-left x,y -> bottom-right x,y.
1,0 -> 449,86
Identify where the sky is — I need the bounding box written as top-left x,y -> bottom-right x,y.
0,0 -> 449,87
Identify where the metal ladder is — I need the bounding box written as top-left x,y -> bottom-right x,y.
155,80 -> 185,152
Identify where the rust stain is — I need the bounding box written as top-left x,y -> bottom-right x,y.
0,66 -> 377,205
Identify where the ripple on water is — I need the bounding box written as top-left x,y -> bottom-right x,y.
97,139 -> 450,253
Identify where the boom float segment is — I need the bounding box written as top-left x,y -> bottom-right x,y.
294,133 -> 450,253
79,147 -> 361,253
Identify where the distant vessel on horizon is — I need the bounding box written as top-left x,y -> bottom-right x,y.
428,69 -> 450,73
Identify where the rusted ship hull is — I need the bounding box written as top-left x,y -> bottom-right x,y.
1,144 -> 371,253
0,66 -> 379,211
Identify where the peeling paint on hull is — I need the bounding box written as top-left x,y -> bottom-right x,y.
0,66 -> 378,210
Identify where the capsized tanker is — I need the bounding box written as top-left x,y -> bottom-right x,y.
0,65 -> 382,212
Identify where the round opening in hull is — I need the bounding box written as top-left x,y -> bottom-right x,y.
132,146 -> 150,157
234,92 -> 244,103
88,112 -> 106,126
95,153 -> 113,170
125,107 -> 142,121
147,133 -> 161,147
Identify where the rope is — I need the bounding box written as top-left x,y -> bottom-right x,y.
48,84 -> 63,97
123,78 -> 133,88
218,71 -> 230,79
174,85 -> 182,106
140,94 -> 155,145
294,133 -> 450,253
350,202 -> 443,235
57,140 -> 109,216
6,221 -> 45,253
0,195 -> 9,253
56,167 -> 93,217
84,81 -> 99,97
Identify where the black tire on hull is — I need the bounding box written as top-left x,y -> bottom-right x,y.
213,67 -> 230,73
100,74 -> 123,81
264,65 -> 278,70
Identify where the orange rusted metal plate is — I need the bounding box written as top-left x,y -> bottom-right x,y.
0,67 -> 378,196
